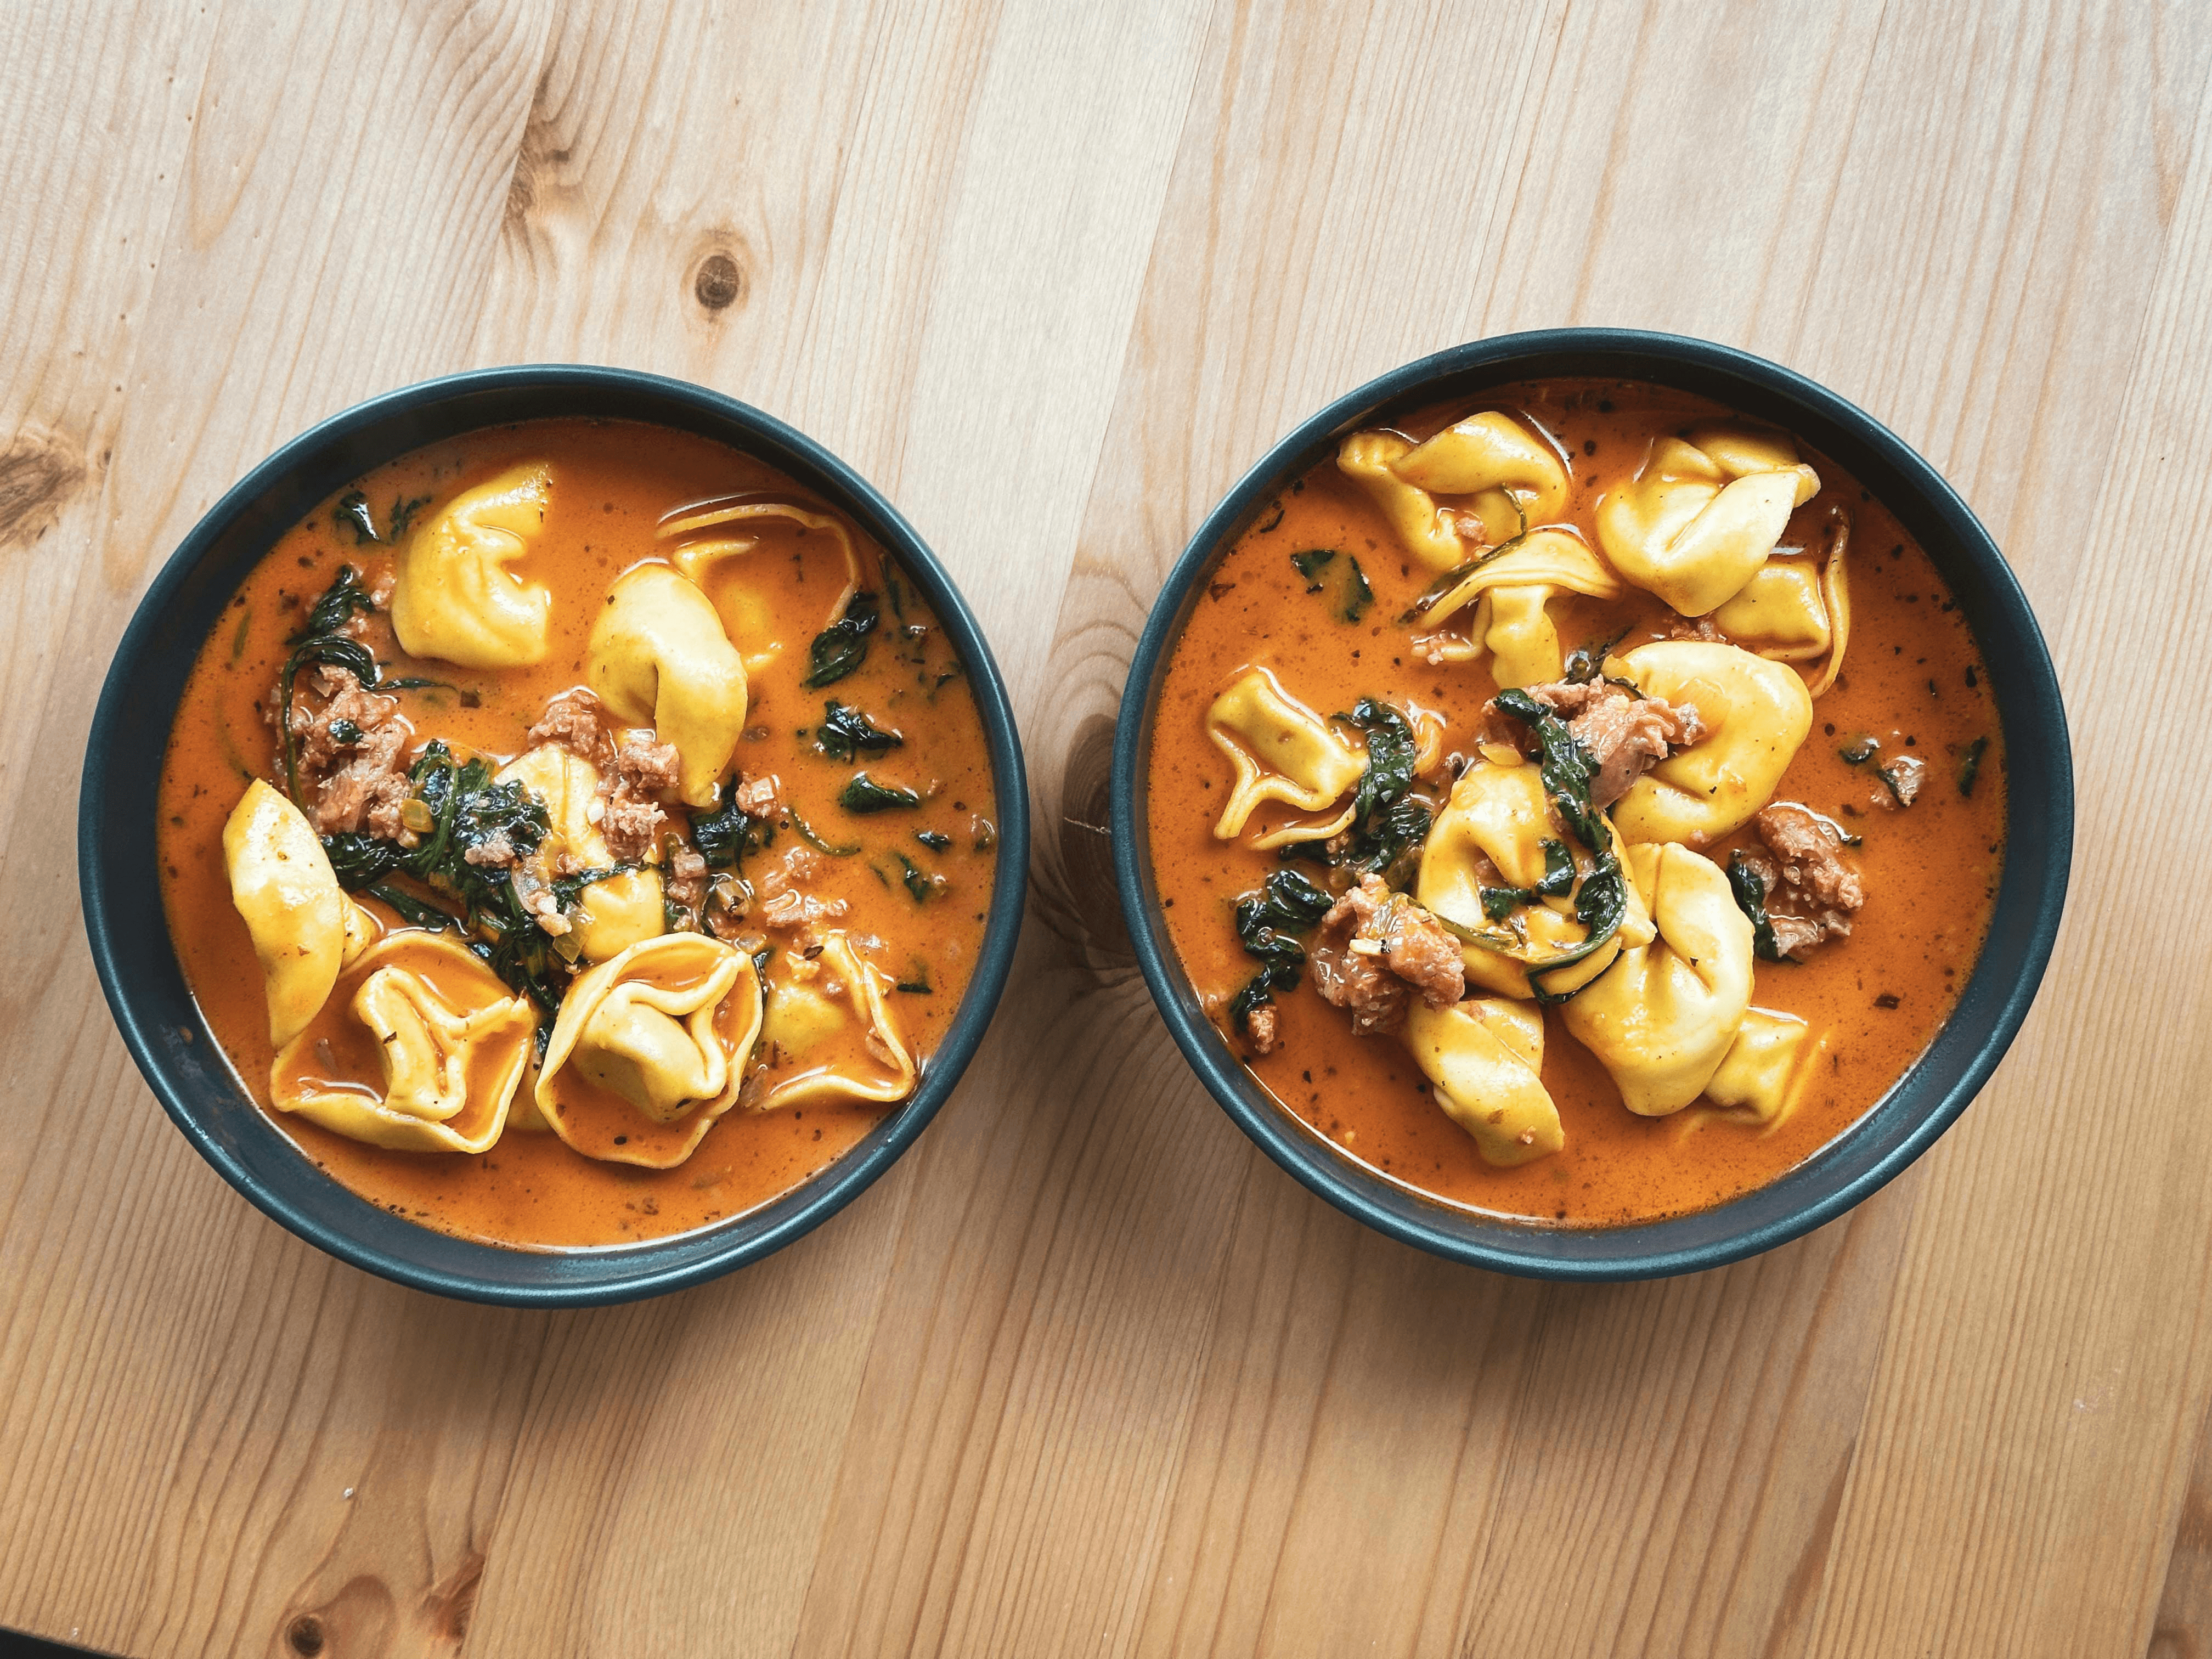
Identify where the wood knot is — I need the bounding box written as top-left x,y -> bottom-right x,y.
692,250 -> 746,313
426,1551 -> 486,1643
0,426 -> 88,551
285,1614 -> 325,1656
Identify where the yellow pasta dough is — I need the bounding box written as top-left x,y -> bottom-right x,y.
1402,996 -> 1562,1167
1596,425 -> 1819,616
1205,666 -> 1368,844
1417,757 -> 1653,1000
753,933 -> 918,1113
270,933 -> 535,1154
222,778 -> 375,1047
1608,640 -> 1813,845
585,563 -> 751,809
1560,842 -> 1754,1116
535,932 -> 766,1169
391,460 -> 555,668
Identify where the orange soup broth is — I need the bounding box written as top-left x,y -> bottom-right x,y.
159,417 -> 997,1249
1149,381 -> 2005,1226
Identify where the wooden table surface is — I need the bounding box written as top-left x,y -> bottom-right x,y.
3,2 -> 2208,1655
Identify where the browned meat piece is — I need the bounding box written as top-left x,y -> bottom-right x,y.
1479,680 -> 1706,809
1755,804 -> 1864,911
528,689 -> 616,769
292,665 -> 398,772
733,773 -> 780,816
519,882 -> 572,938
1664,614 -> 1726,642
1769,910 -> 1853,960
592,736 -> 679,861
462,831 -> 518,868
755,844 -> 846,934
1748,804 -> 1866,961
1308,874 -> 1465,1036
665,844 -> 708,911
287,665 -> 415,836
1245,1003 -> 1279,1056
759,889 -> 850,932
613,736 -> 680,793
1875,753 -> 1927,808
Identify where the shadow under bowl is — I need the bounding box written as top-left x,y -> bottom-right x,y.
1111,328 -> 2070,1281
81,365 -> 1030,1307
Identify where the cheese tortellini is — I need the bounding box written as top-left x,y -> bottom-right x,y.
223,779 -> 376,1046
1390,411 -> 1572,533
1596,426 -> 1819,616
1410,529 -> 1622,687
1608,641 -> 1813,845
1339,413 -> 1570,573
753,933 -> 918,1113
1205,667 -> 1367,845
586,563 -> 750,809
1402,996 -> 1562,1167
1560,842 -> 1754,1116
392,460 -> 555,668
535,933 -> 766,1168
1701,1008 -> 1816,1127
495,745 -> 665,962
1335,430 -> 1466,571
1711,509 -> 1852,698
270,933 -> 536,1154
1417,757 -> 1652,1000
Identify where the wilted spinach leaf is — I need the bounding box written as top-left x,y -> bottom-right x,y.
1727,851 -> 1786,963
815,699 -> 903,761
1226,868 -> 1336,1035
804,590 -> 881,688
839,772 -> 921,814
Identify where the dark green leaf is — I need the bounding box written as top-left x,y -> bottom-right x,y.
1958,735 -> 1988,797
815,699 -> 903,761
1338,555 -> 1373,623
1564,628 -> 1630,685
365,881 -> 458,933
1839,736 -> 1880,765
691,798 -> 774,867
840,773 -> 921,814
804,590 -> 881,688
1290,548 -> 1335,586
1727,851 -> 1786,963
1537,839 -> 1577,897
915,830 -> 952,850
386,494 -> 430,543
332,492 -> 381,545
322,832 -> 399,889
896,853 -> 943,903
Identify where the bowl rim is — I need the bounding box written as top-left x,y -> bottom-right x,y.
1110,326 -> 2072,1280
79,363 -> 1030,1306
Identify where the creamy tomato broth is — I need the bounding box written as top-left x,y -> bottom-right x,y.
1149,381 -> 2002,1226
159,419 -> 997,1249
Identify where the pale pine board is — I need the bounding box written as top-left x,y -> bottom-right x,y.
0,3 -> 2208,1657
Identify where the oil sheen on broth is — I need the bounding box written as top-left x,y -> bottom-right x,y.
158,419 -> 997,1249
1149,381 -> 2003,1226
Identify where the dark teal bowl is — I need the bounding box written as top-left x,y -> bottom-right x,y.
81,366 -> 1029,1306
1113,329 -> 2070,1280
